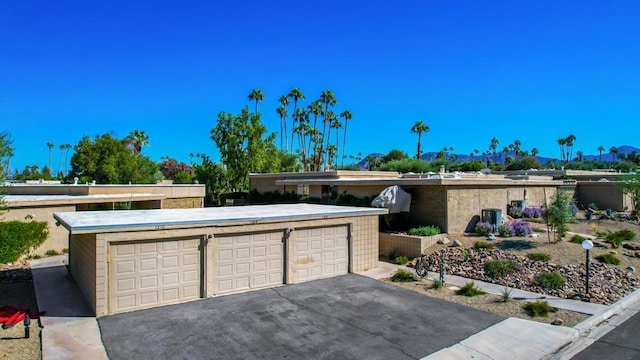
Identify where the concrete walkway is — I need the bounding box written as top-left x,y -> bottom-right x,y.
357,261 -> 640,359
30,255 -> 108,360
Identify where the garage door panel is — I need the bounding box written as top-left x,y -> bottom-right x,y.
295,226 -> 348,283
214,231 -> 284,295
110,237 -> 201,314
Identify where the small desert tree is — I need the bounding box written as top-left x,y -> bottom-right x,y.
618,174 -> 640,215
0,131 -> 14,216
543,189 -> 575,242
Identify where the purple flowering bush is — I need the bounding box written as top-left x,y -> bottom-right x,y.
523,207 -> 543,218
507,205 -> 523,218
475,221 -> 494,236
497,223 -> 514,237
512,220 -> 533,236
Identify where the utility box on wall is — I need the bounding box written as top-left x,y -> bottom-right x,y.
510,200 -> 526,210
482,208 -> 503,229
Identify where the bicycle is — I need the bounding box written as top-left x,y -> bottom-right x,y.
414,255 -> 429,278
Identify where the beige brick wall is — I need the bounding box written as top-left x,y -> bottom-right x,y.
70,233 -> 97,314
577,182 -> 628,211
406,186 -> 447,230
162,197 -> 204,209
379,233 -> 446,259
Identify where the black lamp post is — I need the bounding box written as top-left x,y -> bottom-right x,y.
582,240 -> 594,301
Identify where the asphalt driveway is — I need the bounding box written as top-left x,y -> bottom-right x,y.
98,274 -> 504,359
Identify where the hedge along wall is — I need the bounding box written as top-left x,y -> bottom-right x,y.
0,221 -> 49,263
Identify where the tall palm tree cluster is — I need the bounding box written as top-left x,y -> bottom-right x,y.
557,134 -> 576,164
44,142 -> 72,176
249,88 -> 353,171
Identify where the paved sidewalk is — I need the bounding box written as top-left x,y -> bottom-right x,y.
30,255 -> 108,360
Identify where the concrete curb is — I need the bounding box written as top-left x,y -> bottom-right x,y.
573,287 -> 640,334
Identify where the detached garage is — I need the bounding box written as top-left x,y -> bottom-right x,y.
54,204 -> 387,316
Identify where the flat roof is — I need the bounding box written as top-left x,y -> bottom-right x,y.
7,193 -> 166,207
54,204 -> 388,234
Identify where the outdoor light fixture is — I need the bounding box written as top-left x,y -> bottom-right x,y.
581,240 -> 594,302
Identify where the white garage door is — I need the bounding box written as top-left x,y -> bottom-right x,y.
214,231 -> 284,295
110,238 -> 201,314
295,225 -> 349,283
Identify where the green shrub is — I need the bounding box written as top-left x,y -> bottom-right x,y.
474,241 -> 494,249
596,253 -> 621,265
62,248 -> 69,254
485,260 -> 517,278
570,234 -> 586,244
497,223 -> 513,237
391,269 -> 416,282
45,249 -> 59,256
385,248 -> 397,261
501,287 -> 513,303
456,282 -> 487,297
601,229 -> 636,248
527,252 -> 551,262
394,256 -> 409,265
523,301 -> 555,317
408,225 -> 441,237
0,221 -> 49,263
431,278 -> 444,290
535,272 -> 566,289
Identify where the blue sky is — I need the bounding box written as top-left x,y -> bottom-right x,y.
2,1 -> 639,173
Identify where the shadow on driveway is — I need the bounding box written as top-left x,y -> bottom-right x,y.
98,274 -> 504,360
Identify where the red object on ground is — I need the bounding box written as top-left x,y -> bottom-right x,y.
0,305 -> 45,329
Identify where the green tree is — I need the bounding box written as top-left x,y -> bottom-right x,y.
382,149 -> 408,163
544,190 -> 575,242
278,95 -> 290,151
247,88 -> 264,115
565,134 -> 576,162
411,120 -> 429,159
505,156 -> 542,171
618,174 -> 640,215
126,129 -> 150,155
63,144 -> 72,175
610,146 -> 618,161
193,154 -> 228,206
557,138 -> 566,163
210,107 -> 279,192
58,144 -> 65,177
68,133 -> 159,184
308,100 -> 323,170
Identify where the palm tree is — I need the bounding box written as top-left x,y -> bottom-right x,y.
288,88 -> 305,153
332,118 -> 342,166
46,142 -> 54,171
319,90 -> 337,167
575,150 -> 583,162
597,146 -> 605,162
339,110 -> 352,167
490,138 -> 499,164
323,111 -> 337,166
410,120 -> 429,159
531,148 -> 539,161
513,139 -> 522,160
127,129 -> 149,155
276,106 -> 288,151
5,148 -> 13,177
565,134 -> 576,163
63,144 -> 72,175
247,88 -> 264,115
308,100 -> 323,169
294,107 -> 309,167
58,144 -> 65,176
610,146 -> 618,161
557,138 -> 566,163
278,95 -> 290,151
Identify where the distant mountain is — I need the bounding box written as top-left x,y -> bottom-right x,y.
358,145 -> 640,168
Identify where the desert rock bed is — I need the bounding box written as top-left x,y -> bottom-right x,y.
416,247 -> 639,305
